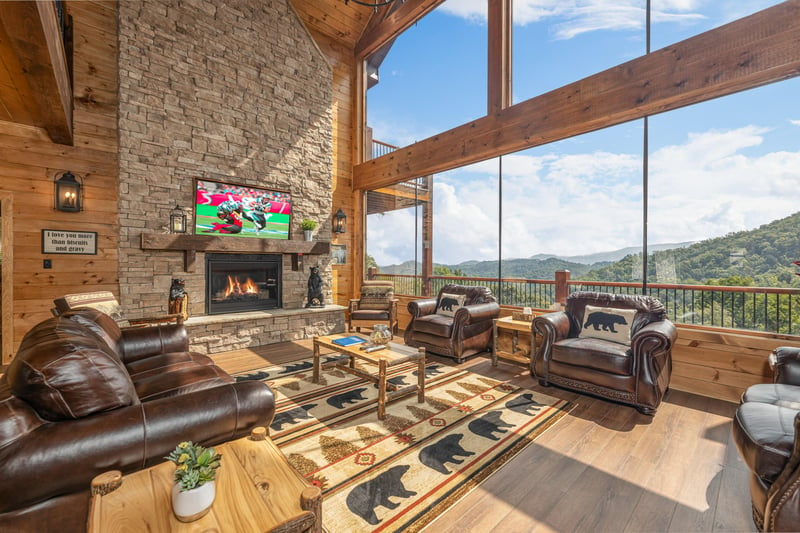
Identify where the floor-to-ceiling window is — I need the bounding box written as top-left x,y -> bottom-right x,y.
363,1 -> 800,333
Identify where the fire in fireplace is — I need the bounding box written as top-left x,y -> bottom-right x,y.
205,253 -> 281,314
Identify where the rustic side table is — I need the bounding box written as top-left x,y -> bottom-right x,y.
492,316 -> 534,366
88,427 -> 322,533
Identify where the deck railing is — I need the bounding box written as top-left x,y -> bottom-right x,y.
371,273 -> 800,335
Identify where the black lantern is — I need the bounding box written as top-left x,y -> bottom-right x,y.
333,208 -> 347,234
54,171 -> 83,212
170,204 -> 187,233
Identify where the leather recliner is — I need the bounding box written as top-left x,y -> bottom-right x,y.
733,346 -> 800,532
0,308 -> 275,532
404,284 -> 500,363
532,291 -> 676,415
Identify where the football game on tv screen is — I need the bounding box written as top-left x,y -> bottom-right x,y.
193,178 -> 292,240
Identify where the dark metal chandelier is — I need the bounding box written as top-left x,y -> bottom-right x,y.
344,0 -> 400,8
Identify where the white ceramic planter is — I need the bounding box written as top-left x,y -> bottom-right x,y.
171,481 -> 216,522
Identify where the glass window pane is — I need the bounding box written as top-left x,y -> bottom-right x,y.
366,0 -> 488,148
512,1 -> 646,103
366,178 -> 429,296
651,0 -> 784,51
648,77 -> 800,333
501,122 -> 645,307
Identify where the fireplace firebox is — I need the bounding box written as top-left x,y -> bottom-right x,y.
206,254 -> 281,315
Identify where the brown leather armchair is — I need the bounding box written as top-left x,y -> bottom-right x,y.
733,346 -> 800,531
404,284 -> 500,363
0,308 -> 274,532
532,291 -> 676,415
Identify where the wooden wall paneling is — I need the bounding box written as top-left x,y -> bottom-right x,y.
304,26 -> 357,307
0,22 -> 36,126
0,0 -> 120,357
1,192 -> 13,364
0,0 -> 73,144
291,0 -> 370,48
353,1 -> 800,190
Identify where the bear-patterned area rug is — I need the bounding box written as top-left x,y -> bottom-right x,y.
236,356 -> 573,532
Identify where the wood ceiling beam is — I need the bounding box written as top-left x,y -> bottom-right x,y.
353,1 -> 800,191
355,0 -> 446,60
487,0 -> 512,116
0,1 -> 72,145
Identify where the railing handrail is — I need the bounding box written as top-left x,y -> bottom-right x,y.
372,272 -> 800,335
567,279 -> 800,295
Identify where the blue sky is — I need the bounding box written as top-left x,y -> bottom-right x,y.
366,0 -> 800,267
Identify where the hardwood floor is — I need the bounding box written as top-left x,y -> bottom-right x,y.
212,340 -> 755,533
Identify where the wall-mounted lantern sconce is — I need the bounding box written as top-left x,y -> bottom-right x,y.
333,208 -> 347,234
54,171 -> 83,212
170,204 -> 187,233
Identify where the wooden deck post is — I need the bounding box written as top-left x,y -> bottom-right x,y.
555,270 -> 570,309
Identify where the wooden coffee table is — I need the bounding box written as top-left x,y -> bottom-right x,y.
88,427 -> 322,533
313,334 -> 426,419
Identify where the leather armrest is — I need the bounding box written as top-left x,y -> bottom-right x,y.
0,380 -> 274,514
764,411 -> 800,530
408,298 -> 437,318
632,319 -> 676,345
771,347 -> 800,385
630,320 -> 676,356
120,323 -> 189,363
454,302 -> 501,324
532,312 -> 571,342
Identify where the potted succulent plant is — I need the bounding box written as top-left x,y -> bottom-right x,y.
166,441 -> 222,522
300,218 -> 317,241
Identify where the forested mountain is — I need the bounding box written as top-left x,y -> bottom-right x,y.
585,211 -> 800,287
377,211 -> 800,288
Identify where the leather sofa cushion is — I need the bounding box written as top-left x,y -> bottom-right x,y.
125,351 -> 214,381
733,398 -> 796,483
552,337 -> 632,376
8,330 -> 137,421
133,365 -> 235,401
412,314 -> 454,338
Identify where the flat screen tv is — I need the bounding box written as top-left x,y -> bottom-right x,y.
193,178 -> 292,240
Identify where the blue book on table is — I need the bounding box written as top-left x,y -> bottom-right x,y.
332,335 -> 367,347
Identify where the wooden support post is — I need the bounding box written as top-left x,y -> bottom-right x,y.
555,270 -> 571,309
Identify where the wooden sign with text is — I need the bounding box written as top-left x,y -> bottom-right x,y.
42,229 -> 98,255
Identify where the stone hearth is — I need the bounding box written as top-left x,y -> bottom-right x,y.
185,305 -> 346,354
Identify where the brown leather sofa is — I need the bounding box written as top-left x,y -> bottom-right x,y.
404,284 -> 500,363
532,291 -> 676,415
733,346 -> 800,531
0,308 -> 275,532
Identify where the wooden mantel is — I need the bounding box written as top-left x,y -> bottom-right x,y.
140,234 -> 331,272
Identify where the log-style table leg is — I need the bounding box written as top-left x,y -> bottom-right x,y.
378,359 -> 387,420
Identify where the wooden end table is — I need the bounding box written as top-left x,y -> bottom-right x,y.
492,316 -> 534,366
313,334 -> 425,420
88,427 -> 322,533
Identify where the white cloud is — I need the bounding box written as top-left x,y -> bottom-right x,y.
438,0 -> 706,39
791,119 -> 800,127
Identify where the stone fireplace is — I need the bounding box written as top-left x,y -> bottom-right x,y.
205,254 -> 281,315
115,0 -> 344,353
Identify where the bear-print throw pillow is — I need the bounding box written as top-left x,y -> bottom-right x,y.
436,293 -> 466,317
578,305 -> 637,345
